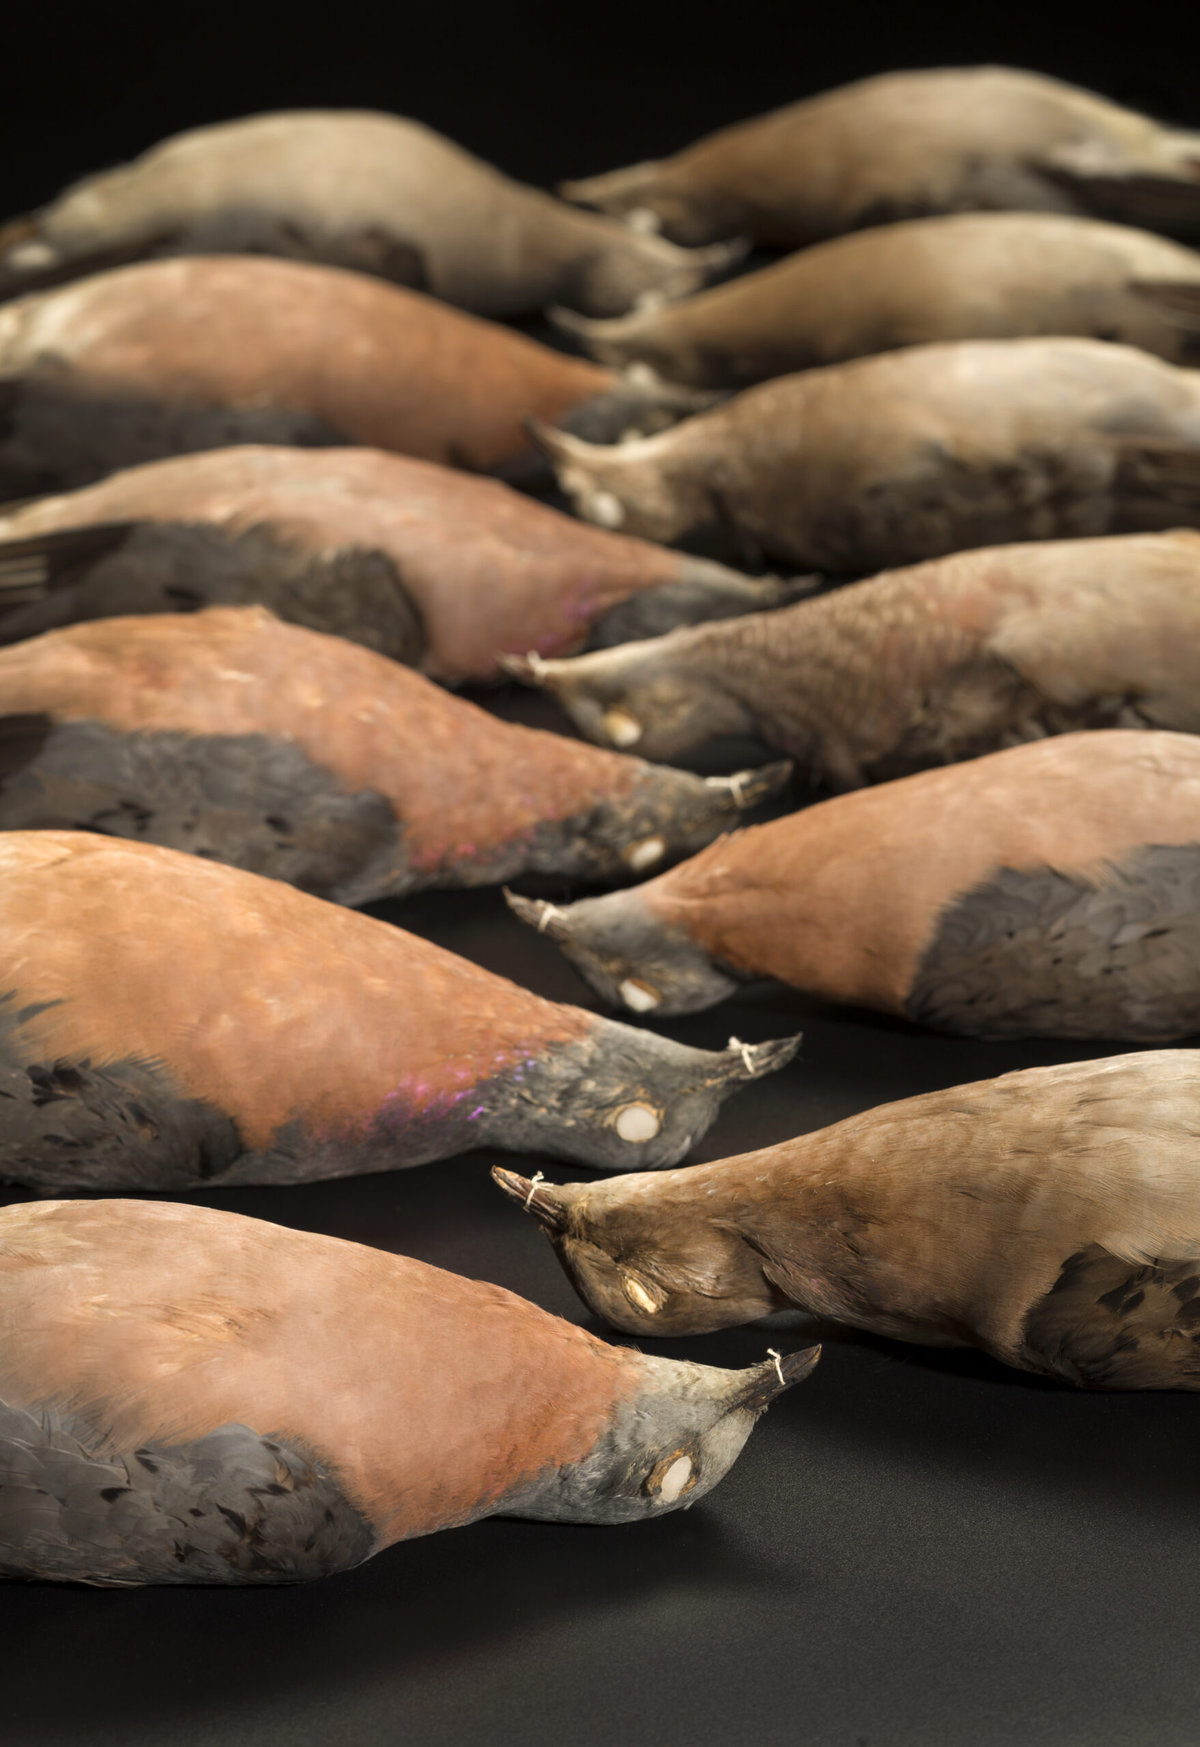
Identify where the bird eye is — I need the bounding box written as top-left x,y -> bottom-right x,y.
620,1267 -> 665,1314
623,835 -> 666,872
602,706 -> 643,746
613,1101 -> 661,1143
644,1450 -> 696,1502
618,978 -> 660,1012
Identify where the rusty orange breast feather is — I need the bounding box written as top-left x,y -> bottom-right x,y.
0,1199 -> 640,1542
0,833 -> 592,1148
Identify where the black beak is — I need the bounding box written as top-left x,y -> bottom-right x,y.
730,1344 -> 822,1414
491,1166 -> 569,1234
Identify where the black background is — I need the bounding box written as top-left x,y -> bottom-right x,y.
5,5 -> 1200,1744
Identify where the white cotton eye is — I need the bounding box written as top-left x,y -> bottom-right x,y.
587,490 -> 626,528
658,1455 -> 694,1503
7,241 -> 55,270
622,1271 -> 662,1314
603,707 -> 643,747
614,1102 -> 661,1143
624,835 -> 665,871
619,978 -> 659,1012
627,206 -> 663,235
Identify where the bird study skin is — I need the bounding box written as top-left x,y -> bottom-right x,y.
507,530 -> 1200,780
562,66 -> 1200,248
0,109 -> 743,318
495,1050 -> 1200,1390
0,256 -> 710,500
508,730 -> 1200,1041
555,211 -> 1200,389
0,831 -> 800,1193
0,446 -> 794,682
0,1198 -> 818,1584
535,336 -> 1200,572
0,606 -> 790,901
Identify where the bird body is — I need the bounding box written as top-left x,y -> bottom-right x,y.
562,66 -> 1200,248
0,445 -> 789,680
0,606 -> 788,898
558,211 -> 1200,388
0,256 -> 708,498
0,832 -> 796,1192
537,336 -> 1200,571
509,730 -> 1200,1040
0,109 -> 739,317
511,530 -> 1200,779
495,1050 -> 1200,1390
0,1197 -> 816,1583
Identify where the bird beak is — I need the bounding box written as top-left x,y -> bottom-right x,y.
730,1345 -> 822,1414
491,1167 -> 570,1234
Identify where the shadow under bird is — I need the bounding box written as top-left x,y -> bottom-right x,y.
555,211 -> 1200,390
0,256 -> 712,500
0,446 -> 794,682
496,1049 -> 1200,1390
535,336 -> 1200,572
507,530 -> 1200,780
0,831 -> 799,1193
0,109 -> 743,317
561,65 -> 1200,247
508,729 -> 1200,1042
0,606 -> 789,901
0,1198 -> 818,1584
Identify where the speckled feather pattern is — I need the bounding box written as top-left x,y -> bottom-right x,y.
535,1051 -> 1200,1388
541,530 -> 1200,780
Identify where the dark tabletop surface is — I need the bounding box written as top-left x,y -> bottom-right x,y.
6,4 -> 1200,1742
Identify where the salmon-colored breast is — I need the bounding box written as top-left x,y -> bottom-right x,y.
0,609 -> 648,875
0,258 -> 611,473
0,1199 -> 640,1542
0,446 -> 681,678
0,833 -> 592,1146
649,731 -> 1200,1011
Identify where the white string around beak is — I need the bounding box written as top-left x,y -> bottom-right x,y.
727,1036 -> 756,1073
767,1348 -> 785,1387
525,1171 -> 546,1210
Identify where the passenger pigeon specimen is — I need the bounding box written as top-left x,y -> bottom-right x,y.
509,531 -> 1200,778
0,109 -> 740,317
0,1198 -> 818,1583
0,607 -> 789,899
0,832 -> 798,1192
0,446 -> 793,681
556,212 -> 1200,389
508,730 -> 1200,1041
562,65 -> 1200,247
0,256 -> 708,498
535,337 -> 1200,571
496,1050 -> 1200,1389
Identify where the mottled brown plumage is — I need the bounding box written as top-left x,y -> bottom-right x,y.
0,605 -> 789,898
556,212 -> 1200,388
510,530 -> 1200,778
562,66 -> 1200,247
0,256 -> 711,498
0,832 -> 799,1192
0,446 -> 792,681
0,1198 -> 817,1583
508,729 -> 1200,1040
536,337 -> 1200,571
495,1050 -> 1200,1390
